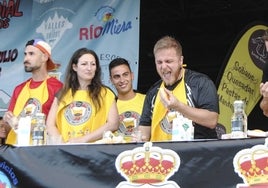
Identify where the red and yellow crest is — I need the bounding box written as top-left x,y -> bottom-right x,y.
233,139 -> 268,188
115,142 -> 181,187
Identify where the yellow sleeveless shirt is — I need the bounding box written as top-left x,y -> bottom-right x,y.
56,88 -> 115,142
151,72 -> 187,141
6,79 -> 49,145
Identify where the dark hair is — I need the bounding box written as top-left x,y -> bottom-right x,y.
25,39 -> 34,46
58,48 -> 104,112
109,57 -> 131,75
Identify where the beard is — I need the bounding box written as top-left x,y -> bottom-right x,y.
24,66 -> 33,72
24,65 -> 40,72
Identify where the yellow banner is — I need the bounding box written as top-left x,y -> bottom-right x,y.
217,23 -> 268,133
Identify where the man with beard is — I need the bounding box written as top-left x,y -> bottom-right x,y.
138,36 -> 219,141
3,39 -> 63,145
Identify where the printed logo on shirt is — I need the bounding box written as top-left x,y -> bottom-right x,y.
160,111 -> 177,135
65,101 -> 91,125
20,98 -> 41,117
119,111 -> 140,135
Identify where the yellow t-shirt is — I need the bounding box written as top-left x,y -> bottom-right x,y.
56,88 -> 115,142
116,93 -> 145,135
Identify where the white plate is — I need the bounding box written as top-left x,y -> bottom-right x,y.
247,130 -> 268,137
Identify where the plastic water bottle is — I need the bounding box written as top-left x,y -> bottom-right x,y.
17,116 -> 32,146
231,100 -> 247,138
32,113 -> 46,146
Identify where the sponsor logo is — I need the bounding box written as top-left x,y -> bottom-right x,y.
80,5 -> 133,40
0,161 -> 18,186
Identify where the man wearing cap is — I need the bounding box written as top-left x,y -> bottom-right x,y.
259,30 -> 268,117
3,39 -> 63,145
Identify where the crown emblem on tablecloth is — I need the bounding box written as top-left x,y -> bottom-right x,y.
233,144 -> 268,187
115,142 -> 180,184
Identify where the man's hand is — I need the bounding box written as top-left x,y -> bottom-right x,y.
159,88 -> 181,111
3,111 -> 18,130
260,82 -> 268,97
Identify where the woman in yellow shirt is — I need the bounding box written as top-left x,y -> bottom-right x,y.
46,48 -> 119,143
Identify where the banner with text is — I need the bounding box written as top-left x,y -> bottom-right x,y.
0,0 -> 140,116
217,23 -> 268,133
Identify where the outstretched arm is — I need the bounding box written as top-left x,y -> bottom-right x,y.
260,82 -> 268,117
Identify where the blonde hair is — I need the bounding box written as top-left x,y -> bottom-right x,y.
153,36 -> 183,56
